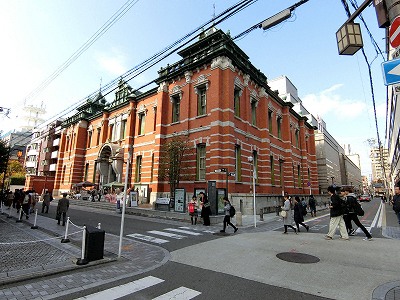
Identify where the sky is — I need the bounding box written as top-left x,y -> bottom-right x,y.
0,0 -> 388,177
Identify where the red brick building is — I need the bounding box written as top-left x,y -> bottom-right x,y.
53,29 -> 318,212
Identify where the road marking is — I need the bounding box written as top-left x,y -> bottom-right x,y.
153,286 -> 202,300
165,228 -> 203,236
371,202 -> 383,229
148,230 -> 186,239
126,233 -> 169,244
74,276 -> 164,299
378,203 -> 385,228
179,226 -> 215,233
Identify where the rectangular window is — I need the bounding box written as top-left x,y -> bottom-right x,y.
84,163 -> 89,181
253,150 -> 258,183
135,155 -> 142,182
172,96 -> 180,123
268,110 -> 273,132
150,153 -> 154,182
109,124 -> 114,141
297,165 -> 301,187
270,155 -> 275,185
153,107 -> 157,131
96,128 -> 101,146
87,131 -> 92,148
277,117 -> 282,139
295,130 -> 299,148
235,145 -> 242,181
196,144 -> 206,180
121,120 -> 127,140
138,113 -> 145,135
279,160 -> 284,187
251,99 -> 257,126
234,88 -> 241,117
197,87 -> 207,116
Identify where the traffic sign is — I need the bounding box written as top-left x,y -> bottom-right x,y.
389,16 -> 400,48
382,58 -> 400,85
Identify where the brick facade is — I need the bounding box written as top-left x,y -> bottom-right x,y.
53,29 -> 318,201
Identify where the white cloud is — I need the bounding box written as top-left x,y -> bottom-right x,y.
95,48 -> 127,76
302,84 -> 367,119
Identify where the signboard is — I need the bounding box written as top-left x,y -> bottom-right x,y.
174,188 -> 186,212
382,58 -> 400,85
129,191 -> 138,207
389,16 -> 400,48
156,197 -> 170,205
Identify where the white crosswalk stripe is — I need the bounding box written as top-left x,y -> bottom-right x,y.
148,230 -> 186,239
126,233 -> 169,244
126,226 -> 215,244
74,276 -> 164,299
74,276 -> 201,300
165,228 -> 203,235
153,286 -> 202,299
179,226 -> 216,233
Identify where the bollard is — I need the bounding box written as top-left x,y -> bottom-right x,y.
259,208 -> 264,221
235,211 -> 242,227
61,217 -> 70,243
16,208 -> 23,223
0,200 -> 4,214
31,209 -> 38,229
76,225 -> 88,265
97,222 -> 101,229
7,206 -> 13,218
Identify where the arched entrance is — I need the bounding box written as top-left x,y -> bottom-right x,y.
96,143 -> 124,187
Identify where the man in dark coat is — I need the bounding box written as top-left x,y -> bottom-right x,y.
56,193 -> 69,226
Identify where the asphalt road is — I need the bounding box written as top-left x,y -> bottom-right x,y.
35,197 -> 385,300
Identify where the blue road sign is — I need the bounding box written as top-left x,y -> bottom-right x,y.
382,58 -> 400,86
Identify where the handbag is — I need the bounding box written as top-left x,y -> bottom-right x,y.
280,210 -> 287,218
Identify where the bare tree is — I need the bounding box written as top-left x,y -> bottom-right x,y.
158,136 -> 193,198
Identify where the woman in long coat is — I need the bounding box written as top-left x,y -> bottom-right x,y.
282,195 -> 297,234
293,196 -> 309,232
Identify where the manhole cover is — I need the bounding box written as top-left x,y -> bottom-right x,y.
276,252 -> 320,264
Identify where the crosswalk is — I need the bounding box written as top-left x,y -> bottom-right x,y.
126,226 -> 215,244
74,275 -> 201,300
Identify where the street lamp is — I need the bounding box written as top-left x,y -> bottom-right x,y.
248,156 -> 256,228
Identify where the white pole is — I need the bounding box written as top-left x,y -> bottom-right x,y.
31,209 -> 38,229
253,168 -> 256,228
76,225 -> 88,265
61,217 -> 70,243
118,146 -> 131,258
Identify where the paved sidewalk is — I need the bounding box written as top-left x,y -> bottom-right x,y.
1,201 -> 400,299
0,209 -> 169,300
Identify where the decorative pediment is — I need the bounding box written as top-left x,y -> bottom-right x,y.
157,81 -> 168,93
137,104 -> 148,115
211,56 -> 234,71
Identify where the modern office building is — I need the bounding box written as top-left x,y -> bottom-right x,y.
268,76 -> 362,194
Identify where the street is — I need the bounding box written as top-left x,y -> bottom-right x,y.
1,197 -> 399,300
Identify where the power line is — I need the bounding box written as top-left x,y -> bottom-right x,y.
22,0 -> 141,104
7,0 -> 258,147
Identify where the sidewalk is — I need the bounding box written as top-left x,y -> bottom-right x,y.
1,202 -> 399,299
0,208 -> 170,299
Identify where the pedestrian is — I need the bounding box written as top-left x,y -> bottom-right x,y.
342,186 -> 372,240
392,181 -> 400,225
220,197 -> 238,233
22,190 -> 32,219
282,194 -> 297,234
41,190 -> 51,213
293,196 -> 309,232
56,193 -> 70,226
309,194 -> 317,217
188,195 -> 199,225
199,192 -> 211,226
325,186 -> 349,240
6,190 -> 13,209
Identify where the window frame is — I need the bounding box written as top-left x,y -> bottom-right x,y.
196,143 -> 206,180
